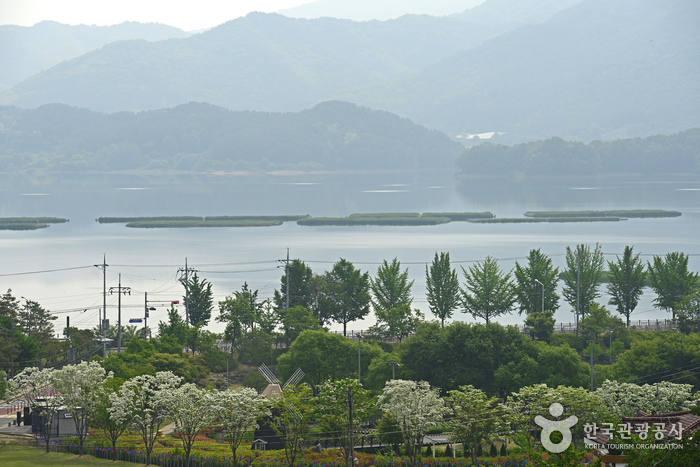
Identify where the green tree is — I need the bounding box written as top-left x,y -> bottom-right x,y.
371,258 -> 414,312
446,385 -> 507,464
272,384 -> 315,467
425,252 -> 460,327
274,259 -> 316,311
562,243 -> 605,318
377,379 -> 447,467
318,258 -> 371,336
677,289 -> 700,334
514,248 -> 559,316
647,251 -> 699,318
184,273 -> 213,326
369,304 -> 422,343
607,245 -> 646,326
461,256 -> 517,324
280,305 -> 320,347
17,299 -> 55,346
523,310 -> 555,342
0,289 -> 20,321
316,379 -> 375,465
158,306 -> 187,344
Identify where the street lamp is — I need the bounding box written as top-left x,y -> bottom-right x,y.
388,361 -> 400,380
533,279 -> 544,314
357,335 -> 363,384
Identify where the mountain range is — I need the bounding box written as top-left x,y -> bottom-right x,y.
0,0 -> 697,149
0,101 -> 463,172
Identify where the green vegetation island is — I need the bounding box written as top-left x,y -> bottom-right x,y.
0,217 -> 68,230
95,210 -> 681,228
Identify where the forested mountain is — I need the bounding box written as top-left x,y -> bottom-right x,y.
0,101 -> 463,172
0,13 -> 496,114
456,129 -> 700,177
340,0 -> 700,142
0,21 -> 190,92
457,0 -> 581,27
277,0 -> 484,20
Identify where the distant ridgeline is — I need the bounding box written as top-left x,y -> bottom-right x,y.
456,129 -> 700,177
0,101 -> 462,172
95,210 -> 680,228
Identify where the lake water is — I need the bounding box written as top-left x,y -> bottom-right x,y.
1,170 -> 699,335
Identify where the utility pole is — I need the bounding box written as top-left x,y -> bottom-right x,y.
576,246 -> 581,331
277,249 -> 291,311
177,259 -> 197,326
587,339 -> 596,391
357,334 -> 362,384
94,255 -> 108,355
348,387 -> 354,467
109,274 -> 130,353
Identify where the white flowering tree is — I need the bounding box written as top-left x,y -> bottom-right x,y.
166,383 -> 215,467
446,385 -> 508,463
212,387 -> 271,465
52,361 -> 112,455
94,383 -> 132,461
595,380 -> 697,419
376,380 -> 447,466
109,371 -> 182,466
508,384 -> 605,449
8,367 -> 62,453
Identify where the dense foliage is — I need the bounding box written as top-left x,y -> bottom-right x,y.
0,101 -> 462,171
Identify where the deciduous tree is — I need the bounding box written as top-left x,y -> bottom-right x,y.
376,379 -> 447,467
514,248 -> 559,315
166,383 -> 215,467
562,243 -> 605,318
318,258 -> 371,336
212,387 -> 270,464
425,252 -> 460,327
647,251 -> 699,318
369,304 -> 422,343
461,256 -> 516,324
109,371 -> 182,466
371,258 -> 414,312
607,246 -> 646,326
446,385 -> 508,464
52,361 -> 112,455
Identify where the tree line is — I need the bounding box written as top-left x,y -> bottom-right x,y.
456,128 -> 700,176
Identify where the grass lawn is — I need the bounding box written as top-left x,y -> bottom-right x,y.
0,443 -> 118,467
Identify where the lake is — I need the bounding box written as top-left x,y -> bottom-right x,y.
1,169 -> 698,335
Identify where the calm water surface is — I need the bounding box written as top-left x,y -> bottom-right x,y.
1,170 -> 698,333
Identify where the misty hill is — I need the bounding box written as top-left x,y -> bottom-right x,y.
0,21 -> 190,92
277,0 -> 484,21
340,0 -> 700,142
456,128 -> 700,176
458,0 -> 582,28
0,0 -> 572,115
0,101 -> 463,172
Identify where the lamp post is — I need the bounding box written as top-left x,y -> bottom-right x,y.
587,339 -> 596,391
358,335 -> 363,384
534,279 -> 544,314
388,362 -> 400,380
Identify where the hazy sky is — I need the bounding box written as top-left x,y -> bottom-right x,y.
0,0 -> 310,31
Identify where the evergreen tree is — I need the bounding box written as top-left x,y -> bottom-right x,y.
184,273 -> 213,326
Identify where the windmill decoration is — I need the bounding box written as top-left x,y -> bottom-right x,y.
252,363 -> 305,450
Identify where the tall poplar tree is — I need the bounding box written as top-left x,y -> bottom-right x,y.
425,252 -> 460,327
562,243 -> 605,319
607,245 -> 645,326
